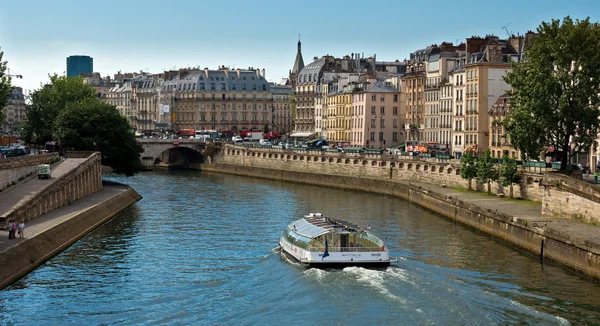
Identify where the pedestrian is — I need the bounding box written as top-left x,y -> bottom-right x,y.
594,170 -> 598,184
7,220 -> 13,239
9,220 -> 17,239
18,220 -> 25,239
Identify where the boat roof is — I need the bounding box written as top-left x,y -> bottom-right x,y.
291,213 -> 365,239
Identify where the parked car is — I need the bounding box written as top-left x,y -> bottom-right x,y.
259,139 -> 272,146
232,136 -> 243,143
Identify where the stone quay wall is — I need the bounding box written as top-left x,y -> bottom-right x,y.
0,184 -> 142,290
0,153 -> 103,227
542,173 -> 600,224
0,153 -> 59,192
201,163 -> 600,279
218,145 -> 546,201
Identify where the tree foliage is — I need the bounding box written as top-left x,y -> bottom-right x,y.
54,100 -> 143,176
0,51 -> 14,127
460,148 -> 478,190
504,16 -> 600,169
21,75 -> 96,145
263,124 -> 269,134
477,149 -> 497,194
499,154 -> 521,198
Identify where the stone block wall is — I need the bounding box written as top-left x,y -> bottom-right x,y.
1,153 -> 103,227
0,154 -> 59,192
219,146 -> 544,201
542,173 -> 600,223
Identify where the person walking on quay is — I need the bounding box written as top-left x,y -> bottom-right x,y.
594,170 -> 599,184
8,220 -> 16,239
18,220 -> 25,239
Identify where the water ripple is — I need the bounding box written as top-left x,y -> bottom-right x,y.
0,170 -> 598,325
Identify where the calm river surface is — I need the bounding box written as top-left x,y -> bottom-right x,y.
1,170 -> 600,325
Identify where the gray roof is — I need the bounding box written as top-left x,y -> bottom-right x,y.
162,69 -> 270,92
298,58 -> 326,85
366,81 -> 399,93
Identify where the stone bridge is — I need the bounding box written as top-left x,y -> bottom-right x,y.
137,139 -> 221,170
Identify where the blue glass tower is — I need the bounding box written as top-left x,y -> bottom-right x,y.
66,55 -> 93,77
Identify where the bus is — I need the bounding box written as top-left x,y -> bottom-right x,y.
195,130 -> 219,141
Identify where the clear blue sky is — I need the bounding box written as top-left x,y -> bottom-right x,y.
1,0 -> 598,93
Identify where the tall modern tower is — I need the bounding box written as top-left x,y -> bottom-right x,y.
66,55 -> 93,77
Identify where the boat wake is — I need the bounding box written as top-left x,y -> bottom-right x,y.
342,266 -> 407,304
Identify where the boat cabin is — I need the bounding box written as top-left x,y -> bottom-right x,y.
283,213 -> 385,253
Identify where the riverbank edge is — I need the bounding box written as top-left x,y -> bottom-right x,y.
200,163 -> 600,279
0,183 -> 142,290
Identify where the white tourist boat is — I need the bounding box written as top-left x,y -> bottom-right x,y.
279,213 -> 395,267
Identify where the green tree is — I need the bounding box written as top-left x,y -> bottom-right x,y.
504,16 -> 600,169
460,147 -> 478,190
499,154 -> 521,199
53,100 -> 143,176
263,124 -> 269,134
21,74 -> 96,145
477,149 -> 497,194
0,51 -> 14,127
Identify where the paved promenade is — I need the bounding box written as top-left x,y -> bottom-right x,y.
0,159 -> 86,217
405,180 -> 600,248
0,185 -> 129,252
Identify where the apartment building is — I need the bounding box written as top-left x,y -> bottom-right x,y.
1,87 -> 26,133
270,83 -> 293,135
488,93 -> 520,159
161,67 -> 272,133
351,81 -> 404,148
463,36 -> 517,156
450,55 -> 467,158
402,49 -> 428,145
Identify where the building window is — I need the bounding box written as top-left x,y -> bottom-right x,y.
253,94 -> 257,100
380,106 -> 385,114
371,95 -> 376,101
253,104 -> 257,111
379,132 -> 384,141
212,94 -> 216,100
371,106 -> 376,114
263,114 -> 267,121
393,106 -> 398,115
393,132 -> 398,141
380,119 -> 385,128
221,83 -> 226,90
370,132 -> 375,141
211,83 -> 215,90
232,114 -> 237,121
252,114 -> 257,121
242,114 -> 247,121
393,119 -> 397,128
211,114 -> 216,121
243,104 -> 247,110
393,94 -> 398,102
212,104 -> 216,110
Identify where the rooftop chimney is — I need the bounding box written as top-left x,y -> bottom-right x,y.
262,68 -> 265,80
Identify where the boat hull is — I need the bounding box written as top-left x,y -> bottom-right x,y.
279,237 -> 391,268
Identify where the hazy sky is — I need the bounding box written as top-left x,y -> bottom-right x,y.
1,0 -> 598,93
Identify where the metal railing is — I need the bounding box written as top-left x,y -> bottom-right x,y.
306,245 -> 384,253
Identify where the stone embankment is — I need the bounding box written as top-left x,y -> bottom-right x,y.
0,152 -> 142,290
200,145 -> 600,279
0,182 -> 141,290
0,153 -> 59,192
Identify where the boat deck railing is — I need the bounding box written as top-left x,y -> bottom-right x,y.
306,246 -> 385,253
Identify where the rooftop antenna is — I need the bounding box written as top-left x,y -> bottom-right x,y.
502,23 -> 513,38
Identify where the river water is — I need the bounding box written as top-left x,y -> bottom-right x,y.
1,170 -> 599,325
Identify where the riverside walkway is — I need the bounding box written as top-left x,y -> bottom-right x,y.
405,180 -> 600,248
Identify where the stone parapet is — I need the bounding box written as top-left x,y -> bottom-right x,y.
0,154 -> 60,192
220,145 -> 545,201
1,153 -> 103,227
542,172 -> 600,223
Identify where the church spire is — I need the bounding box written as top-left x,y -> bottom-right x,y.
291,35 -> 305,74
